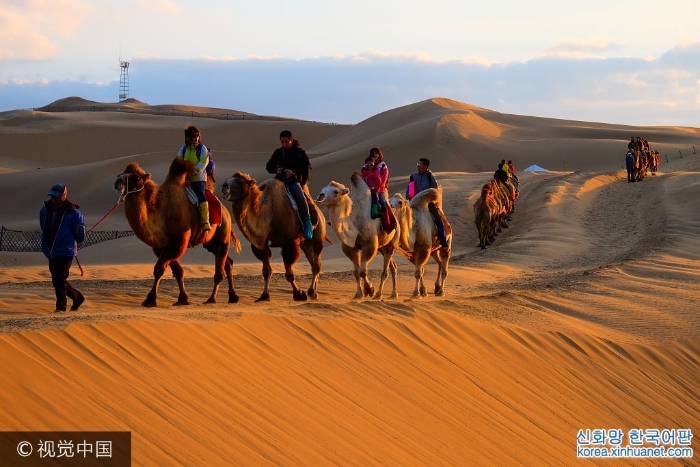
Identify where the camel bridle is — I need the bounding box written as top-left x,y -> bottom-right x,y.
116,171 -> 145,202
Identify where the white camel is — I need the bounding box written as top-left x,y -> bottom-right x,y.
389,189 -> 451,297
316,172 -> 400,299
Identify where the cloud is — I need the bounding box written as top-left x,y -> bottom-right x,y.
540,38 -> 626,59
136,0 -> 183,16
0,0 -> 95,60
1,44 -> 699,127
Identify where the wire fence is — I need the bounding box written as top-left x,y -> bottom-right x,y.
663,145 -> 696,164
0,226 -> 134,253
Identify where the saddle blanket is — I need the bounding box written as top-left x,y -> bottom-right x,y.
285,185 -> 319,227
185,186 -> 222,226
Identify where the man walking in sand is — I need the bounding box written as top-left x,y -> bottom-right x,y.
40,183 -> 86,313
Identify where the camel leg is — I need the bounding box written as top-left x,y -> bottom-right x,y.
169,260 -> 190,306
143,248 -> 165,307
281,244 -> 306,302
388,258 -> 398,299
432,248 -> 450,296
144,240 -> 188,307
478,225 -> 487,249
359,243 -> 378,298
373,245 -> 395,300
301,240 -> 322,301
252,245 -> 273,302
342,243 -> 364,299
204,242 -> 231,304
224,256 -> 239,303
411,248 -> 431,298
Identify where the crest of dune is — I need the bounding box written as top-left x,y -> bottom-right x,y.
436,112 -> 506,139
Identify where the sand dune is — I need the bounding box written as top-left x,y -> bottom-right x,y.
0,98 -> 699,465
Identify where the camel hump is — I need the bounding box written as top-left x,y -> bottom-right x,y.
409,187 -> 440,209
165,157 -> 196,184
259,178 -> 280,190
350,171 -> 368,190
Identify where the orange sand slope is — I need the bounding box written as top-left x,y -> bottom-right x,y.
0,98 -> 698,465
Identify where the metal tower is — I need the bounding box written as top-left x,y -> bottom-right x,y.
119,55 -> 130,101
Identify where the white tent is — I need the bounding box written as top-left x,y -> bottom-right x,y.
523,164 -> 548,172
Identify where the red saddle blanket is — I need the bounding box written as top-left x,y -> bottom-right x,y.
185,182 -> 222,226
205,189 -> 222,226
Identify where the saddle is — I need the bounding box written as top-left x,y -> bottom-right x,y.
381,204 -> 397,233
185,185 -> 222,226
285,185 -> 320,227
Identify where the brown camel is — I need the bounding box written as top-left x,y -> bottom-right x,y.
389,190 -> 451,297
473,183 -> 499,249
316,173 -> 400,299
221,171 -> 326,302
488,179 -> 513,233
114,157 -> 241,307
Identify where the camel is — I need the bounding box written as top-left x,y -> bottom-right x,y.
637,150 -> 644,181
389,189 -> 451,297
316,172 -> 400,299
488,179 -> 513,233
221,171 -> 326,302
473,183 -> 499,249
114,157 -> 241,307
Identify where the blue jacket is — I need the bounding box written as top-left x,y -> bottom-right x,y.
625,151 -> 634,169
40,200 -> 85,259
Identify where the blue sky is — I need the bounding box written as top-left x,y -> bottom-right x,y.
1,0 -> 699,125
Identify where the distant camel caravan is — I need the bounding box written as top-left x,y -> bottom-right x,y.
221,171 -> 327,302
114,158 -> 241,307
389,190 -> 451,297
473,177 -> 517,250
627,136 -> 660,183
317,173 -> 401,299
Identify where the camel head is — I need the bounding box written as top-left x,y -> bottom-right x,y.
115,162 -> 152,202
316,181 -> 349,206
221,171 -> 257,202
389,192 -> 409,212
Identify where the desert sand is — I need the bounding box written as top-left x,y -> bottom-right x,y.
0,97 -> 699,465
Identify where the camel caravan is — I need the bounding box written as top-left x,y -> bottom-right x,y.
626,136 -> 660,183
473,160 -> 519,250
109,129 -> 467,306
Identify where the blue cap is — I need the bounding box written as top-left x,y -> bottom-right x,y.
47,183 -> 66,197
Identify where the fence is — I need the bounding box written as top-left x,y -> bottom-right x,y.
664,145 -> 696,164
0,226 -> 134,253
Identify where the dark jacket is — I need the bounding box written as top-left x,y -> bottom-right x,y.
40,200 -> 85,259
265,140 -> 311,186
493,168 -> 509,184
626,151 -> 634,169
407,170 -> 438,199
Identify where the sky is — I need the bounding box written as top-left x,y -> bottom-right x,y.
1,0 -> 699,126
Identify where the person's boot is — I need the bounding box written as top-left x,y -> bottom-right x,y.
370,203 -> 382,219
436,220 -> 449,248
199,201 -> 212,231
53,297 -> 67,313
70,294 -> 85,311
301,214 -> 313,240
